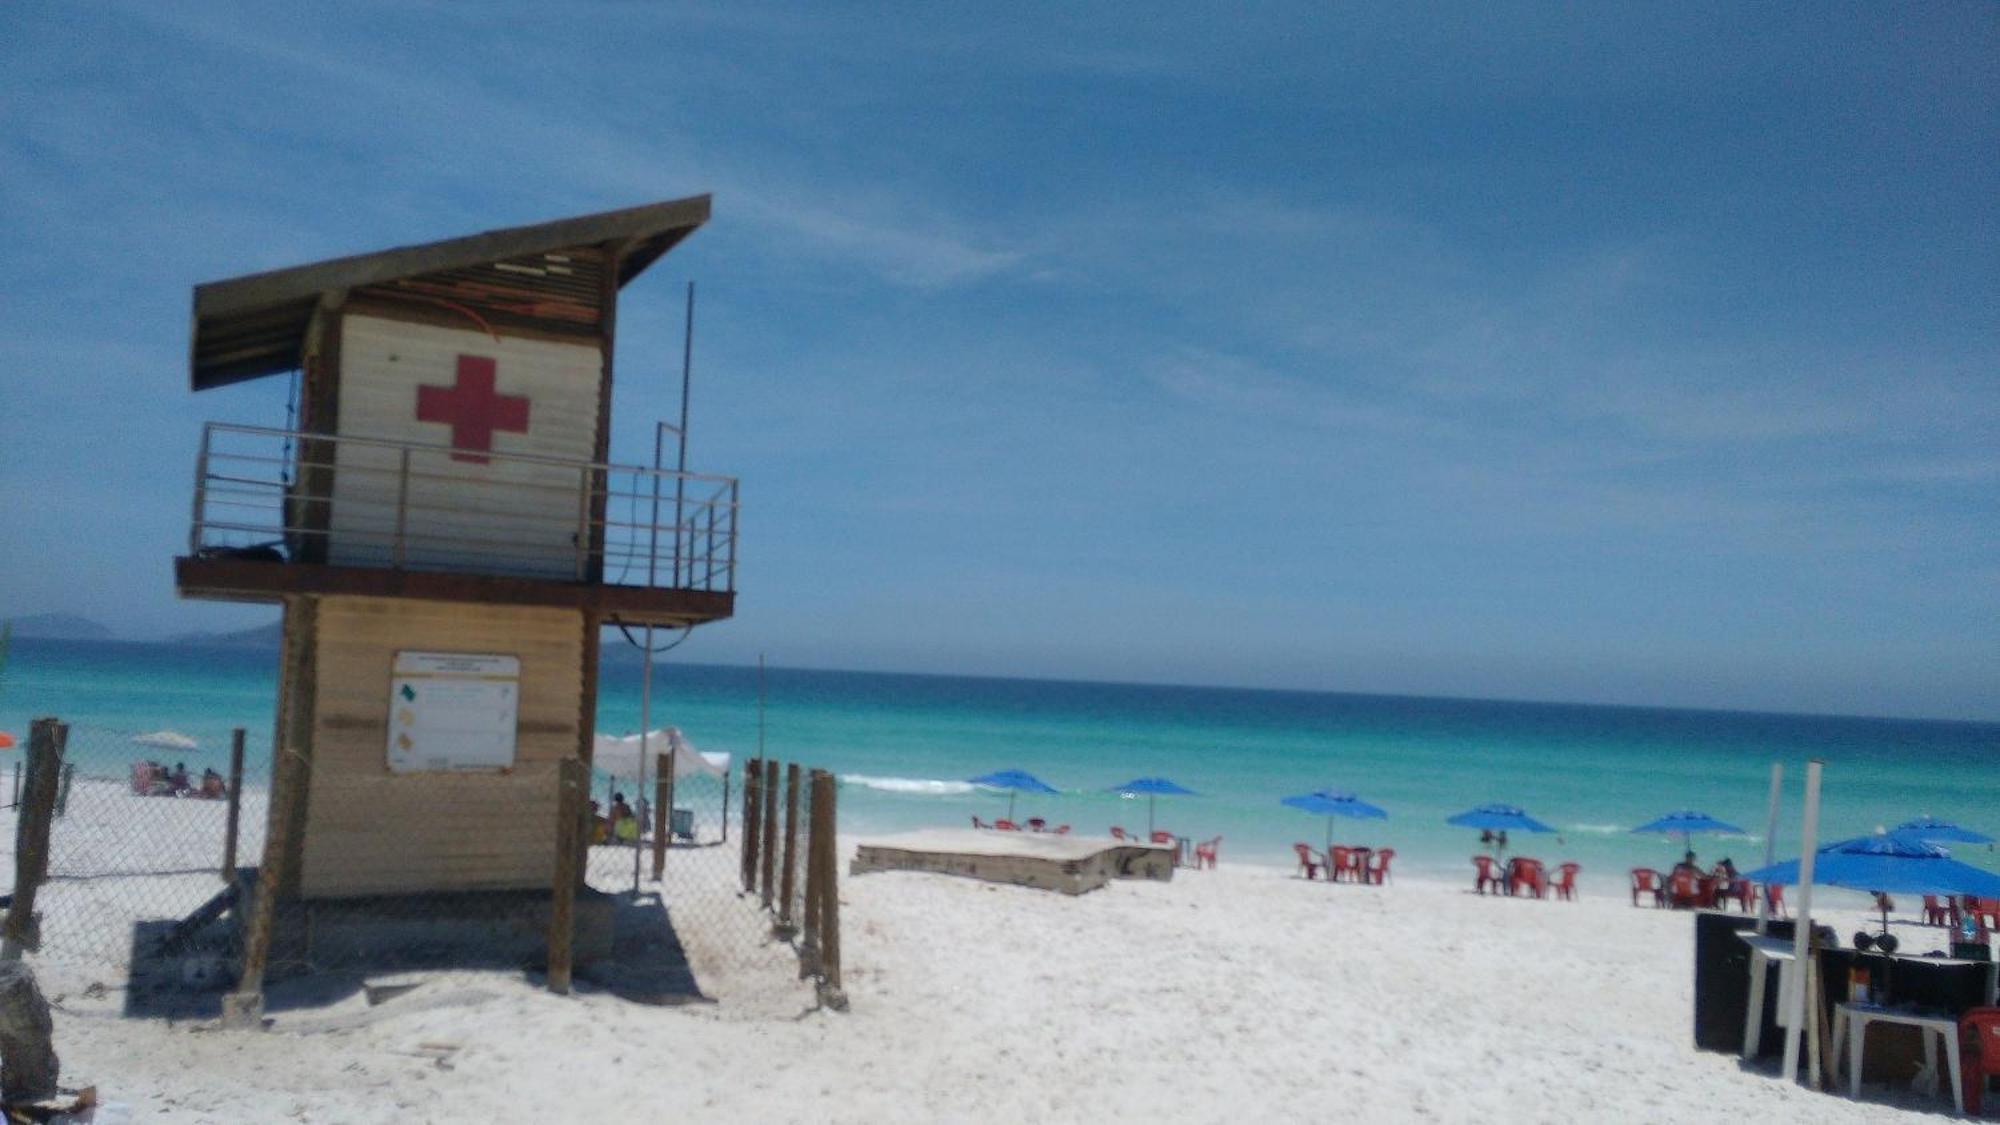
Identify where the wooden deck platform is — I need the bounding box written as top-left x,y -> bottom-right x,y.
849,829 -> 1175,895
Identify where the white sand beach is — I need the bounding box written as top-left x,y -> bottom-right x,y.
27,836 -> 1941,1124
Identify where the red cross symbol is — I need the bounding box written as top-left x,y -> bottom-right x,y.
415,355 -> 530,464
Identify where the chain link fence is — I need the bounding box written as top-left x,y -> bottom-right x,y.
2,717 -> 841,1018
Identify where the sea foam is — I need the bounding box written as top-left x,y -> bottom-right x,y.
841,774 -> 977,796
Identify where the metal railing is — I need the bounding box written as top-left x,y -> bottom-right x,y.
188,422 -> 738,592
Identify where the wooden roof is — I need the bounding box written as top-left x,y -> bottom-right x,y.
189,195 -> 710,390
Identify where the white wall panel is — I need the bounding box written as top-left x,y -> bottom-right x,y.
327,314 -> 603,576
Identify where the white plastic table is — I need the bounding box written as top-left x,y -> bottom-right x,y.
1830,1002 -> 1963,1113
1739,933 -> 1797,1059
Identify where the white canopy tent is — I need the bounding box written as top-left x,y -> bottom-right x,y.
590,727 -> 728,781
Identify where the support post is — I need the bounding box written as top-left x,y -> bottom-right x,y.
800,769 -> 823,978
546,757 -> 587,996
222,728 -> 246,880
53,764 -> 73,820
741,758 -> 762,894
1780,759 -> 1823,1083
760,759 -> 778,909
9,762 -> 17,809
774,763 -> 800,939
651,751 -> 670,882
1,720 -> 64,960
1754,762 -> 1781,935
813,769 -> 847,1011
223,741 -> 303,1028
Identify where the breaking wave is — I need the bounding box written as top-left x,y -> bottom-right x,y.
841,774 -> 977,796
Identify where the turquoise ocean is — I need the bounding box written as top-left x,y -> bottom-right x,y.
5,638 -> 1996,889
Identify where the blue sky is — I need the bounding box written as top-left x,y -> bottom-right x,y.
2,3 -> 1995,720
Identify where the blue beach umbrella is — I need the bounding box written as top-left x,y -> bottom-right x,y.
1744,833 -> 2000,899
1893,817 -> 1995,845
1447,804 -> 1555,854
1281,789 -> 1388,847
968,768 -> 1059,820
1747,832 -> 2000,941
1631,810 -> 1746,859
1108,777 -> 1197,835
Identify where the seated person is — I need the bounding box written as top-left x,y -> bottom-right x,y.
589,799 -> 609,845
609,792 -> 636,844
168,762 -> 192,795
199,768 -> 227,799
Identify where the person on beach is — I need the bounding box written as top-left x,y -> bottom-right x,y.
200,768 -> 226,799
610,792 -> 636,844
169,762 -> 191,795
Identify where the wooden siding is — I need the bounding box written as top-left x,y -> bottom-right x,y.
300,596 -> 584,898
326,313 -> 604,576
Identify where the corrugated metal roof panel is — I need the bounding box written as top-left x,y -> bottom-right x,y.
190,195 -> 709,391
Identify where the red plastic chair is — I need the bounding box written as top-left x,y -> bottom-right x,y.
1629,868 -> 1665,907
1723,879 -> 1755,912
970,816 -> 992,830
1293,843 -> 1323,880
1365,848 -> 1395,885
1472,854 -> 1503,895
995,819 -> 1020,831
1763,882 -> 1786,918
1192,836 -> 1221,870
1975,898 -> 2000,931
1961,1008 -> 2000,1115
1551,862 -> 1580,902
1328,846 -> 1362,884
1149,830 -> 1174,846
1923,894 -> 1951,927
1667,869 -> 1702,909
1052,824 -> 1071,835
1509,858 -> 1548,899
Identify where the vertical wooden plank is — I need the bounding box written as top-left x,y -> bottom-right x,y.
760,759 -> 778,909
651,751 -> 670,881
775,762 -> 800,938
587,242 -> 621,584
546,757 -> 587,995
221,728 -> 246,879
815,770 -> 847,1010
741,758 -> 762,894
271,596 -> 318,896
224,726 -> 302,1028
1,719 -> 64,960
799,768 -> 823,979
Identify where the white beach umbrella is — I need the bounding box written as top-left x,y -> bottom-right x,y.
591,727 -> 726,780
132,730 -> 199,751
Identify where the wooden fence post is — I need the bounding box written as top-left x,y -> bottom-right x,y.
1,719 -> 64,960
813,770 -> 847,1011
799,769 -> 823,978
760,759 -> 779,909
741,758 -> 762,894
546,757 -> 587,996
774,763 -> 800,939
651,752 -> 670,882
224,741 -> 304,1028
221,728 -> 246,880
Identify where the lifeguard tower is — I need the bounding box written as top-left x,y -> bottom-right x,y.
174,197 -> 736,988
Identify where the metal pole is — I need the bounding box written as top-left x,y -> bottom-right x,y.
393,447 -> 411,567
1755,762 -> 1782,935
1780,759 -> 1823,1084
635,624 -> 652,894
672,281 -> 694,585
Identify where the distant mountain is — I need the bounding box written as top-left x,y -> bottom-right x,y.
168,620 -> 283,648
5,613 -> 114,640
